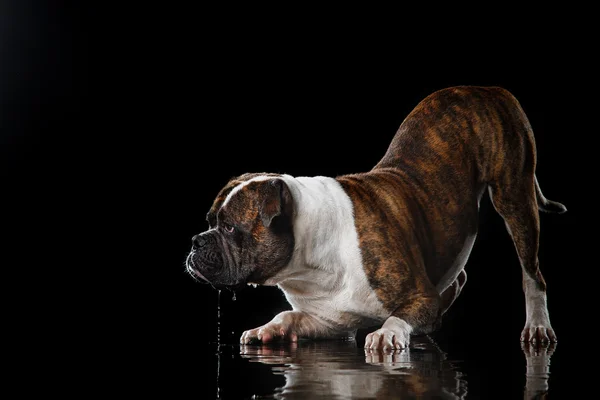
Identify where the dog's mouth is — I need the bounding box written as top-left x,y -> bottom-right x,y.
185,252 -> 248,291
185,253 -> 210,284
188,266 -> 210,283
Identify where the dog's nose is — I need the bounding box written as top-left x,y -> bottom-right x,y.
192,234 -> 205,250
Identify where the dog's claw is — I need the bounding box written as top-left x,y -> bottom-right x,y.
240,324 -> 298,344
521,325 -> 557,345
364,328 -> 409,350
365,317 -> 412,350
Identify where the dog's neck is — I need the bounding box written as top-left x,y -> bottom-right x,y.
263,174 -> 361,291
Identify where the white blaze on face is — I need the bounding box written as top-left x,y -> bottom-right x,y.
221,175 -> 275,209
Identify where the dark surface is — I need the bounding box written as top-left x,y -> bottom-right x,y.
158,335 -> 555,399
3,2 -> 591,397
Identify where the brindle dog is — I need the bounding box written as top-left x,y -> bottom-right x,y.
188,86 -> 565,349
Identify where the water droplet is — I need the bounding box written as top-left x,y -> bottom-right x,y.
217,290 -> 221,348
215,290 -> 222,399
216,351 -> 221,398
232,292 -> 237,301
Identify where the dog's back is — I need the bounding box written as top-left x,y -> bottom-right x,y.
375,86 -> 530,182
338,86 -> 565,305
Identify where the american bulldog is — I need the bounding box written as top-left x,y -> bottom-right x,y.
186,86 -> 565,349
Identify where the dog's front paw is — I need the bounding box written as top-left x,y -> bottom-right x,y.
364,316 -> 413,350
364,328 -> 409,350
240,324 -> 298,344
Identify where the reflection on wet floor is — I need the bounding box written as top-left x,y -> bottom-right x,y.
522,341 -> 555,399
239,336 -> 466,399
205,335 -> 557,399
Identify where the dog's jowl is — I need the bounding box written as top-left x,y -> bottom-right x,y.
187,86 -> 566,349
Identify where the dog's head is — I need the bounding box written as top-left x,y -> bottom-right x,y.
187,173 -> 295,289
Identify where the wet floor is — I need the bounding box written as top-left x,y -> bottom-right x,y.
172,335 -> 558,399
123,284 -> 574,399
238,337 -> 467,399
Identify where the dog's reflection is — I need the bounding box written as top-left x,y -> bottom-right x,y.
240,338 -> 557,399
240,336 -> 467,399
522,342 -> 556,400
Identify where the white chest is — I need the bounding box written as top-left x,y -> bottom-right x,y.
272,175 -> 390,330
279,266 -> 390,331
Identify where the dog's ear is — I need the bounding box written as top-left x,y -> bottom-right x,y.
261,178 -> 293,227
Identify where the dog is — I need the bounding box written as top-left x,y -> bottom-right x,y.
186,86 -> 566,349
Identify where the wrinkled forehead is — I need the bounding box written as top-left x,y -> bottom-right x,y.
208,174 -> 278,220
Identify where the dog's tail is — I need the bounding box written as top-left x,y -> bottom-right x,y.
535,175 -> 567,214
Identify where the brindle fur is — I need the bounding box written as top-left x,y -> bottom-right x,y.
337,86 -> 563,332
206,172 -> 280,227
192,86 -> 564,345
197,173 -> 295,286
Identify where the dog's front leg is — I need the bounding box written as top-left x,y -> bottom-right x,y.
364,293 -> 441,350
240,311 -> 334,344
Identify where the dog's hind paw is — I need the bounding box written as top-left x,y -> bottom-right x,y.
520,325 -> 557,344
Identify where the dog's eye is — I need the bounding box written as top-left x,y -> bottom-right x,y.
223,223 -> 235,233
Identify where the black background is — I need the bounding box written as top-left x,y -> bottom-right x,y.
3,2 -> 593,397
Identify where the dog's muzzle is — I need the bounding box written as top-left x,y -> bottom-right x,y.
191,233 -> 222,268
186,231 -> 226,284
186,252 -> 209,283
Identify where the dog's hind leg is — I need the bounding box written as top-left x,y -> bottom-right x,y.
488,175 -> 558,344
